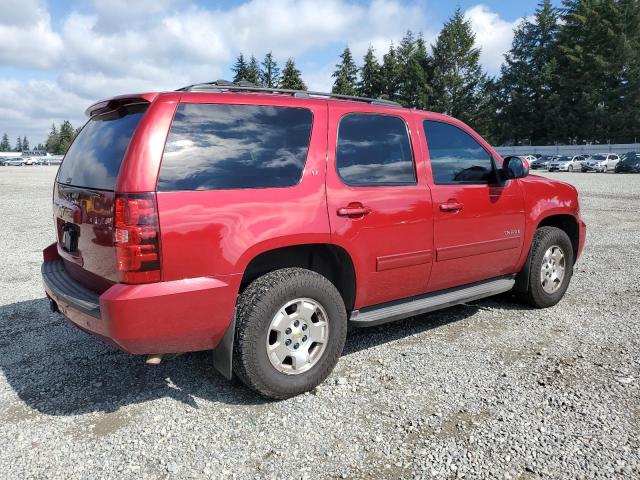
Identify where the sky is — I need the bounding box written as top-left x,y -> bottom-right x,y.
0,0 -> 556,147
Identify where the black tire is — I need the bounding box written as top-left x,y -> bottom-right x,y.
233,268 -> 347,399
516,226 -> 574,308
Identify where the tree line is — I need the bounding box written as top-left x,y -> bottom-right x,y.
0,133 -> 39,152
231,0 -> 640,146
2,120 -> 80,155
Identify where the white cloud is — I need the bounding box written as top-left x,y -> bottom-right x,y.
0,79 -> 87,145
0,0 -> 63,69
465,4 -> 519,75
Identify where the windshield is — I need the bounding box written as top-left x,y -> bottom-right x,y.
592,154 -> 606,160
621,152 -> 639,163
556,156 -> 571,162
57,103 -> 148,190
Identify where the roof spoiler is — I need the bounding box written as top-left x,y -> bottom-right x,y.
85,94 -> 154,117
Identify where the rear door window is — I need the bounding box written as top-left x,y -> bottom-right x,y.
423,120 -> 494,184
57,103 -> 148,190
336,113 -> 416,186
157,103 -> 313,191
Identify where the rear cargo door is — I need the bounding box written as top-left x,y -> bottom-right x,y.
53,102 -> 148,288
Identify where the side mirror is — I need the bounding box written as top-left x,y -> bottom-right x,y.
502,156 -> 529,180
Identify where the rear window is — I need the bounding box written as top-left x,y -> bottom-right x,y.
157,103 -> 313,191
57,103 -> 147,190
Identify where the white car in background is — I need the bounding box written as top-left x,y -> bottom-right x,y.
548,155 -> 586,172
580,153 -> 620,172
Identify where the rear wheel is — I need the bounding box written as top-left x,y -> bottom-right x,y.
233,268 -> 347,399
516,227 -> 574,308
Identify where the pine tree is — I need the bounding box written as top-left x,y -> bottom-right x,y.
552,0 -> 637,143
358,45 -> 383,98
430,8 -> 487,128
381,43 -> 401,100
22,136 -> 29,151
498,0 -> 560,144
279,58 -> 307,90
231,53 -> 249,83
0,133 -> 10,151
45,123 -> 59,154
396,31 -> 418,106
400,33 -> 431,108
332,46 -> 358,96
261,52 -> 280,88
245,55 -> 261,85
15,137 -> 22,152
57,121 -> 75,154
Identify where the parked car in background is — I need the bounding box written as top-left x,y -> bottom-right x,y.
548,155 -> 585,172
581,153 -> 619,172
41,81 -> 587,399
3,157 -> 26,166
42,156 -> 63,165
615,152 -> 640,173
530,155 -> 556,170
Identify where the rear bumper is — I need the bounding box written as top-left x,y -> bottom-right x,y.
42,258 -> 238,354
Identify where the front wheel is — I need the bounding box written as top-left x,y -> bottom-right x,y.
568,165 -> 574,172
516,227 -> 574,308
233,268 -> 347,399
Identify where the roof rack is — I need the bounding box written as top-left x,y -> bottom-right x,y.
176,80 -> 402,107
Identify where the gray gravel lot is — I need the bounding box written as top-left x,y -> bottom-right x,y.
0,166 -> 638,479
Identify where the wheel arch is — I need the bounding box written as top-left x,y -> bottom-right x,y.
213,243 -> 357,379
239,243 -> 357,312
536,214 -> 579,262
514,213 -> 580,294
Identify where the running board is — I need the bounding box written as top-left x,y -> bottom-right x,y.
349,276 -> 515,327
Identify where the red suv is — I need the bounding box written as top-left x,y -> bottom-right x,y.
42,82 -> 586,399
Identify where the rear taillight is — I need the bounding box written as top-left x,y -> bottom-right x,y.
114,193 -> 161,284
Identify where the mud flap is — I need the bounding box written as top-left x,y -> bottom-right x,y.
513,247 -> 533,293
212,316 -> 236,379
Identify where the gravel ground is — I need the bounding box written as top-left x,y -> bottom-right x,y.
0,166 -> 638,479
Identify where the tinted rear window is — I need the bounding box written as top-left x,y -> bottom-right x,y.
157,103 -> 313,191
57,103 -> 147,190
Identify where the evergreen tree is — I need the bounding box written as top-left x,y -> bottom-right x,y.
279,58 -> 307,90
231,53 -> 249,83
45,123 -> 59,154
15,137 -> 22,152
22,136 -> 29,151
381,43 -> 401,100
0,133 -> 10,151
357,45 -> 384,98
400,33 -> 431,108
245,55 -> 261,85
332,46 -> 358,96
430,8 -> 487,129
57,121 -> 75,154
554,0 -> 640,143
498,0 -> 560,144
260,52 -> 280,88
